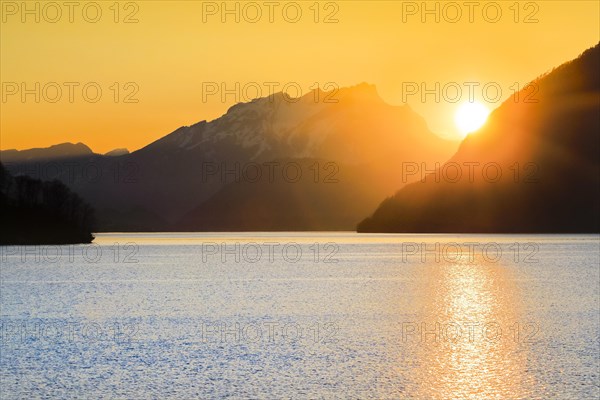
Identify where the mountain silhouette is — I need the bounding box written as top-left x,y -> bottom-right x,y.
1,142 -> 93,163
2,84 -> 457,231
359,44 -> 600,233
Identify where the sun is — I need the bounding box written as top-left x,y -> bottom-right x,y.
454,102 -> 490,137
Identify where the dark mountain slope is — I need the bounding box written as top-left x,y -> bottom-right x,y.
359,44 -> 600,233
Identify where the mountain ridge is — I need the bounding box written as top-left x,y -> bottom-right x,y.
1,142 -> 94,163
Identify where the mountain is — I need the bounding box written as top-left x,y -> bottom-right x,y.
0,163 -> 95,244
2,83 -> 458,231
1,142 -> 93,163
176,84 -> 458,230
358,44 -> 600,233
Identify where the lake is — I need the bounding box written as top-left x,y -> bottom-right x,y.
1,233 -> 599,399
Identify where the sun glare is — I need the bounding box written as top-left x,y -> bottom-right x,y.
455,102 -> 490,137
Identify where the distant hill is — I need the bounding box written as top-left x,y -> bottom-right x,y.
3,84 -> 457,231
359,44 -> 600,233
104,148 -> 129,157
1,142 -> 93,163
0,163 -> 95,244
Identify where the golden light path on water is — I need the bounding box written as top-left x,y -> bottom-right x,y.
408,244 -> 538,399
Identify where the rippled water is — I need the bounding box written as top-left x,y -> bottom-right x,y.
1,233 -> 599,399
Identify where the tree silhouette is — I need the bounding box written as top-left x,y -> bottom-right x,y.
0,162 -> 95,244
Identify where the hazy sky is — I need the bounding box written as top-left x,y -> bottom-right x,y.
1,0 -> 599,153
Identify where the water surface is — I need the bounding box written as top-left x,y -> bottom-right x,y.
1,233 -> 598,399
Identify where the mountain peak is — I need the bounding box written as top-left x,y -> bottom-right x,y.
306,82 -> 381,103
222,82 -> 383,114
347,82 -> 378,93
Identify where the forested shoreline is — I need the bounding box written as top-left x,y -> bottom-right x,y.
0,163 -> 95,245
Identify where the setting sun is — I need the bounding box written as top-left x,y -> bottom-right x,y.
455,102 -> 490,136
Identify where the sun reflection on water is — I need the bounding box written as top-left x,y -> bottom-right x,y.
409,244 -> 539,399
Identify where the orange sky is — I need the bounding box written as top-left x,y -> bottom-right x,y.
1,0 -> 599,153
